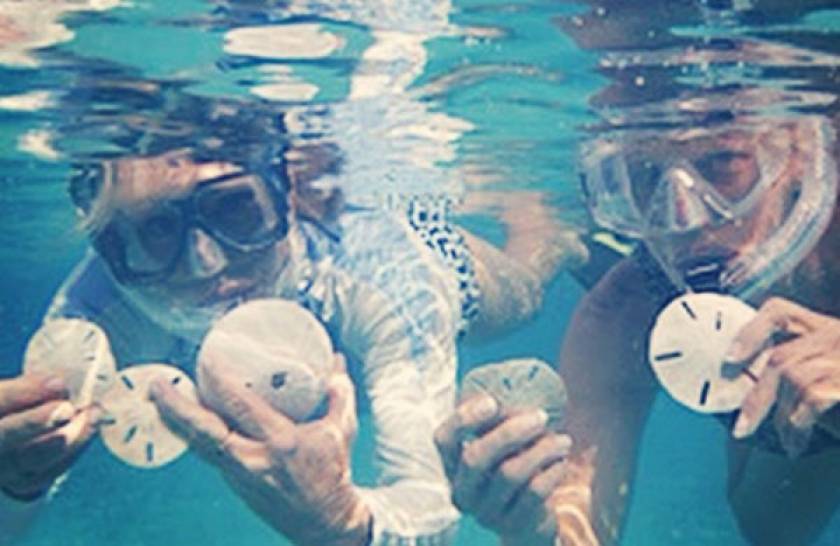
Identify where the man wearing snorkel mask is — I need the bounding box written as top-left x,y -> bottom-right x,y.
434,112 -> 840,546
554,113 -> 840,545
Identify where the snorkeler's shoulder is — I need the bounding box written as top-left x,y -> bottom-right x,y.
578,252 -> 671,326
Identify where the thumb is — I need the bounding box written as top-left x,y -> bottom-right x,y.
323,354 -> 357,442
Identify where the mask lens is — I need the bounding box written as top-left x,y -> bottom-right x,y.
598,128 -> 782,236
195,175 -> 280,246
693,149 -> 761,202
94,205 -> 184,283
625,158 -> 662,213
127,205 -> 184,274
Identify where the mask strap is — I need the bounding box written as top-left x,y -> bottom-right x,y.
580,140 -> 647,237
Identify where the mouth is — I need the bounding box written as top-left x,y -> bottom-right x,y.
675,248 -> 739,292
196,277 -> 261,308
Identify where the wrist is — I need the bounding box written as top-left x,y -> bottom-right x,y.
296,491 -> 372,546
328,504 -> 372,546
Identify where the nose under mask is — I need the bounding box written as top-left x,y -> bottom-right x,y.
187,228 -> 228,278
646,162 -> 732,233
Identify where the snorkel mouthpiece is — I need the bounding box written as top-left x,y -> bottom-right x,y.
677,253 -> 733,293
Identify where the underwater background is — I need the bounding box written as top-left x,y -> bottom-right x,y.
1,1 -> 840,544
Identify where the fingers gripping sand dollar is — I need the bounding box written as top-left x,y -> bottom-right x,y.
19,299 -> 332,471
23,318 -> 118,407
648,293 -> 758,413
461,358 -> 567,429
197,298 -> 334,423
24,319 -> 196,469
99,364 -> 198,469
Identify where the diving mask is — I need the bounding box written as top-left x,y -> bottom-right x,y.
580,116 -> 838,300
89,169 -> 290,286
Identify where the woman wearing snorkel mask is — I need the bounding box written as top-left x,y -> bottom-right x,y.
0,121 -> 415,546
0,82 -> 588,545
434,111 -> 840,546
0,111 -> 453,546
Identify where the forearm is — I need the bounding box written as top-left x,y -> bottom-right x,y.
556,260 -> 661,545
332,257 -> 462,544
560,399 -> 653,546
357,359 -> 460,545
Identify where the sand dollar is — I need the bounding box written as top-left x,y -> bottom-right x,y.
23,318 -> 117,407
99,364 -> 196,469
197,298 -> 333,423
461,358 -> 567,430
648,292 -> 757,414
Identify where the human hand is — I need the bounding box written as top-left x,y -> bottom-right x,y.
434,393 -> 572,546
150,354 -> 371,546
728,297 -> 840,457
0,374 -> 99,501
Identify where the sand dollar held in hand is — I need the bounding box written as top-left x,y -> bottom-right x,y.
197,299 -> 333,423
100,364 -> 197,469
461,358 -> 567,430
648,293 -> 757,414
23,318 -> 117,407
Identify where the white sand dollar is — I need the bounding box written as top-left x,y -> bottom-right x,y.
23,318 -> 117,407
197,299 -> 333,423
99,364 -> 196,469
648,293 -> 757,413
461,358 -> 567,430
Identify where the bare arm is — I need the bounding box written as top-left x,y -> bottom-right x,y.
556,259 -> 663,545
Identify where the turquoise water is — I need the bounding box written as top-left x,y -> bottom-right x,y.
2,1 -> 840,544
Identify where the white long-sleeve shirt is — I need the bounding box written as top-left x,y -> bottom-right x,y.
2,207 -> 462,546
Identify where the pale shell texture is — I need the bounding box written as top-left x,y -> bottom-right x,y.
99,364 -> 197,469
197,299 -> 333,423
648,293 -> 757,414
460,358 -> 567,430
23,318 -> 117,407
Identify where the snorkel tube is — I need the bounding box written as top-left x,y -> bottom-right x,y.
720,117 -> 838,301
